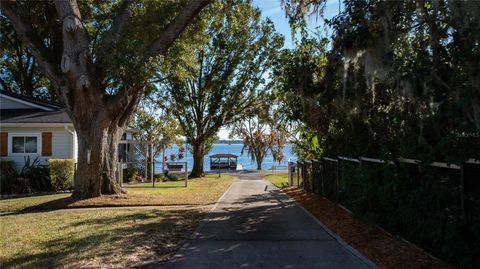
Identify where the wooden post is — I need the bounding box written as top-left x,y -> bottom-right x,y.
336,158 -> 340,203
150,144 -> 154,182
288,162 -> 293,186
321,159 -> 325,196
297,161 -> 300,188
304,161 -> 308,190
149,143 -> 154,188
185,162 -> 188,187
162,145 -> 165,173
312,159 -> 317,193
145,144 -> 148,182
460,163 -> 465,214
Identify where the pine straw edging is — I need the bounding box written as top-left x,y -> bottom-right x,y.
282,187 -> 455,269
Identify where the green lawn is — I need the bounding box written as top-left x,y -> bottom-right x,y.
0,174 -> 235,213
263,172 -> 298,188
0,208 -> 205,268
0,174 -> 235,268
0,193 -> 71,213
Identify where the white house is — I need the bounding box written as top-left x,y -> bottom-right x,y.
0,91 -> 136,170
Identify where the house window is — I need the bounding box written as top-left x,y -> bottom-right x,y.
12,136 -> 38,153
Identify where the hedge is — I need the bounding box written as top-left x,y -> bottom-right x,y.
0,160 -> 18,193
48,159 -> 75,191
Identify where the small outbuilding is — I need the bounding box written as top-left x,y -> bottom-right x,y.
209,153 -> 238,170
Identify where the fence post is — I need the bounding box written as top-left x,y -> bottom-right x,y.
149,144 -> 154,184
288,162 -> 294,186
321,158 -> 325,196
460,163 -> 465,215
185,162 -> 188,187
336,158 -> 340,203
312,159 -> 317,193
297,161 -> 301,188
302,161 -> 307,191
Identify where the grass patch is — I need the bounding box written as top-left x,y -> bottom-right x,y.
0,208 -> 205,268
0,174 -> 235,267
0,174 -> 235,213
264,173 -> 290,188
0,193 -> 71,213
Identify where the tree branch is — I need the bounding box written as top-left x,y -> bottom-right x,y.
97,0 -> 135,65
143,0 -> 210,60
1,0 -> 61,86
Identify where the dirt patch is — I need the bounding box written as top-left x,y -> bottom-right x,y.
282,187 -> 455,269
68,208 -> 206,269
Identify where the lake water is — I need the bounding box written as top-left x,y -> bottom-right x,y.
155,143 -> 297,171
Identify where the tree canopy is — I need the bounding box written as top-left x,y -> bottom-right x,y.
1,0 -> 210,198
156,0 -> 283,177
275,0 -> 480,162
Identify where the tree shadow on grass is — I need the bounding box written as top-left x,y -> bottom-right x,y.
18,196 -> 78,213
2,209 -> 205,269
125,185 -> 185,189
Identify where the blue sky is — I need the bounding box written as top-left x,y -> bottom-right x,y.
252,0 -> 343,49
218,0 -> 342,139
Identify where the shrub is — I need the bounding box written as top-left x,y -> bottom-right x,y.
165,173 -> 180,181
154,174 -> 164,182
0,160 -> 18,194
18,156 -> 51,193
123,168 -> 138,182
48,159 -> 75,191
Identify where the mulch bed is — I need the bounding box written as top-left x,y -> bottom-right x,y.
282,187 -> 455,269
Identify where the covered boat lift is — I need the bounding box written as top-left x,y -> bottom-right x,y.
210,153 -> 238,170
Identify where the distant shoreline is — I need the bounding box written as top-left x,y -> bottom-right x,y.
214,140 -> 244,144
214,140 -> 294,144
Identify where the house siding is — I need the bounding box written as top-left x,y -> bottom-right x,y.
0,126 -> 74,170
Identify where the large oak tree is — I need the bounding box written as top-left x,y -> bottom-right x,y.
1,0 -> 210,198
157,0 -> 283,177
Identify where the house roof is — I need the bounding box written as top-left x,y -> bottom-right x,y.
0,91 -> 139,132
210,153 -> 238,158
0,90 -> 62,110
0,109 -> 72,123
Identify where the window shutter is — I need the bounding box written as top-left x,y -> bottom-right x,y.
0,132 -> 7,156
42,132 -> 52,156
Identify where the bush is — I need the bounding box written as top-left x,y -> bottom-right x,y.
165,173 -> 180,181
154,174 -> 164,182
312,159 -> 480,268
123,168 -> 138,182
0,160 -> 18,194
48,159 -> 75,191
18,156 -> 51,193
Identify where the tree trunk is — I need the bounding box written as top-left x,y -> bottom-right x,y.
255,154 -> 263,170
190,141 -> 205,178
72,116 -> 125,199
1,0 -> 211,199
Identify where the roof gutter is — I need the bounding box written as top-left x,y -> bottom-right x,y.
0,123 -> 74,127
64,126 -> 75,135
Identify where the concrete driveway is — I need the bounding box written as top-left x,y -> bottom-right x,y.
161,172 -> 377,269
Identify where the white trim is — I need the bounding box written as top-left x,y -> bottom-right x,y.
64,126 -> 75,135
0,93 -> 55,111
7,132 -> 42,156
0,123 -> 73,127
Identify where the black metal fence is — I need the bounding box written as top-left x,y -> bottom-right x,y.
289,157 -> 480,267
